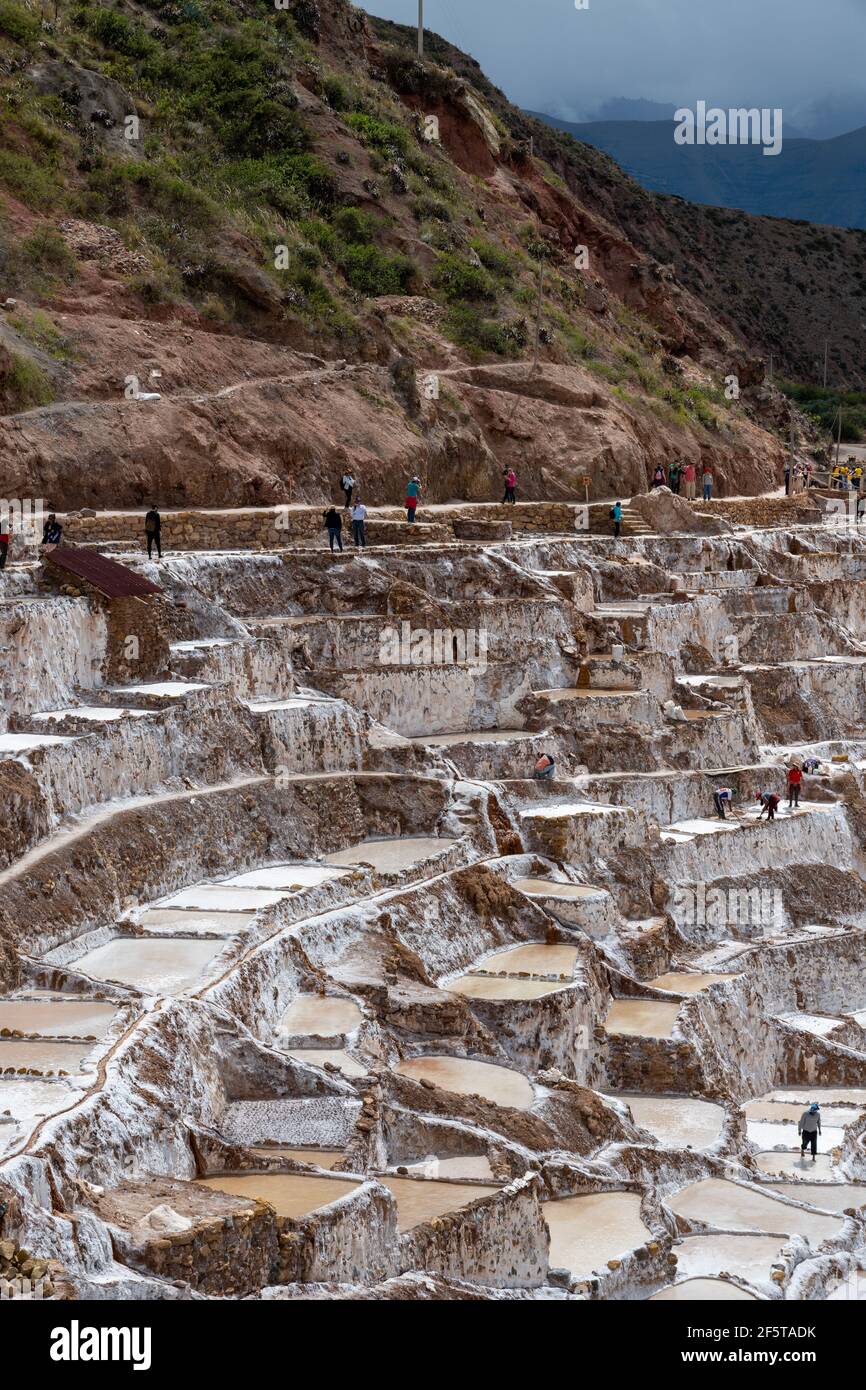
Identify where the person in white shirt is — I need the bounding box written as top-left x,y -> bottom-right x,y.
350,499 -> 367,548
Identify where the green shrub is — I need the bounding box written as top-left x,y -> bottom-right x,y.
3,350 -> 53,410
19,226 -> 77,280
469,237 -> 513,279
445,305 -> 523,358
0,150 -> 58,209
0,0 -> 40,46
339,244 -> 414,296
74,5 -> 155,58
332,206 -> 376,243
344,112 -> 410,156
434,253 -> 497,304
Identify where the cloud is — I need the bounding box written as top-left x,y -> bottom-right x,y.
364,0 -> 866,134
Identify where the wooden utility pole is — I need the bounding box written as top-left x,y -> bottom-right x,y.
836,403 -> 843,468
417,0 -> 424,57
531,258 -> 545,370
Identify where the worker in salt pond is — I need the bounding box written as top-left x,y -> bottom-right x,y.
533,751 -> 556,780
712,785 -> 735,820
798,1102 -> 822,1161
786,762 -> 803,808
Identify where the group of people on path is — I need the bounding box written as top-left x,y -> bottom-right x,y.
323,465 -> 522,552
650,460 -> 714,500
712,761 -> 818,821
1,512 -> 64,569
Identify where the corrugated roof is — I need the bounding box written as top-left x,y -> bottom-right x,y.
45,547 -> 162,599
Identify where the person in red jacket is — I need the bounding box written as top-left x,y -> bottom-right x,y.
502,468 -> 517,504
787,763 -> 803,808
0,514 -> 9,571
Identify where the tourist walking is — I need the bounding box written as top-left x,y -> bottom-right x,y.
0,514 -> 9,570
144,505 -> 161,559
798,1103 -> 821,1161
756,790 -> 780,821
682,462 -> 696,500
610,500 -> 623,538
787,763 -> 802,808
669,461 -> 681,495
533,751 -> 556,780
651,464 -> 666,489
502,468 -> 517,504
702,466 -> 714,501
340,470 -> 355,507
323,506 -> 343,553
405,474 -> 421,523
713,786 -> 734,820
42,514 -> 62,546
784,462 -> 791,495
350,498 -> 367,548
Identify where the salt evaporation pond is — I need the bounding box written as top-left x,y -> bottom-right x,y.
667,1179 -> 843,1242
375,1177 -> 496,1232
250,1148 -> 344,1169
0,1077 -> 79,1154
511,879 -> 602,904
401,1155 -> 494,1181
322,837 -> 455,873
277,996 -> 362,1038
755,1152 -> 838,1179
199,1172 -> 359,1218
412,729 -> 535,747
395,1056 -> 534,1110
220,865 -> 347,890
745,1100 -> 863,1126
0,1039 -> 94,1072
33,706 -> 152,723
747,1120 -> 845,1151
285,1049 -> 368,1079
468,942 -> 579,976
0,998 -> 116,1038
110,681 -> 207,698
673,1232 -> 786,1285
0,733 -> 76,753
445,975 -> 572,1001
764,1087 -> 866,1106
138,908 -> 255,935
615,1095 -> 725,1150
647,972 -> 737,994
650,1278 -> 758,1301
767,1183 -> 866,1213
73,938 -> 226,995
544,1192 -> 650,1277
160,885 -> 289,912
604,999 -> 680,1038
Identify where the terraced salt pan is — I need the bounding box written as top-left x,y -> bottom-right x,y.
410,729 -> 535,747
767,1183 -> 866,1213
764,1087 -> 866,1106
0,999 -> 116,1038
285,1049 -> 368,1079
33,706 -> 152,722
445,975 -> 572,1001
745,1101 -> 863,1126
220,865 -> 347,890
136,909 -> 250,936
72,937 -> 227,996
747,1120 -> 845,1151
159,885 -> 290,911
375,1176 -> 496,1231
777,1011 -> 842,1038
650,1279 -> 758,1301
0,733 -> 76,752
243,697 -> 330,712
401,1155 -> 495,1181
199,1172 -> 359,1218
755,1152 -> 838,1179
322,837 -> 455,873
0,1039 -> 94,1071
0,1078 -> 80,1154
544,1192 -> 650,1277
109,681 -> 208,697
277,996 -> 362,1038
614,1095 -> 725,1150
511,879 -> 602,905
250,1148 -> 344,1169
648,972 -> 737,994
673,1233 -> 785,1286
395,1056 -> 534,1110
667,1179 -> 843,1242
468,942 -> 579,977
604,999 -> 680,1038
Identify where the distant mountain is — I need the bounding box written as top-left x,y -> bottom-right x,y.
528,111 -> 866,229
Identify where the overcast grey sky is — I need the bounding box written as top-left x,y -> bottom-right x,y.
363,0 -> 866,136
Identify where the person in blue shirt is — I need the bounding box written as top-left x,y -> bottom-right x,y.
405,475 -> 421,523
610,501 -> 623,538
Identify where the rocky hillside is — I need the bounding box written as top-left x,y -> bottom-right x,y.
0,0 -> 820,509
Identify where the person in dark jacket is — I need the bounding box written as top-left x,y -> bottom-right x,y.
0,514 -> 9,570
323,506 -> 343,552
42,514 -> 62,545
798,1103 -> 821,1160
144,505 -> 162,559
